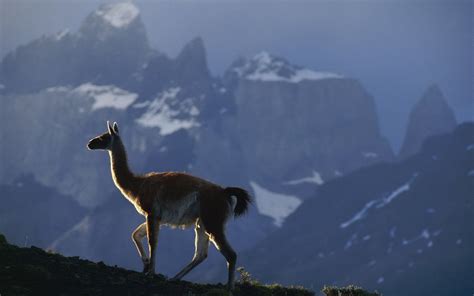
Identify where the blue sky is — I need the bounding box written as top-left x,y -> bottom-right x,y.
1,0 -> 472,151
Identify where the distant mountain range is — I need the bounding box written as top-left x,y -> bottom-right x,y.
0,2 -> 465,293
237,123 -> 473,296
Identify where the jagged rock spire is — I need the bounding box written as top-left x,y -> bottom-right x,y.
399,84 -> 457,158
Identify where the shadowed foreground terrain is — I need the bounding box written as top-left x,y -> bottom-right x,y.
0,234 -> 379,296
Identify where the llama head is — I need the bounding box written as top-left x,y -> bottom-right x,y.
87,121 -> 120,151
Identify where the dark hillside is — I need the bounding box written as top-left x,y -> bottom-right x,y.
0,234 -> 312,296
0,234 -> 381,296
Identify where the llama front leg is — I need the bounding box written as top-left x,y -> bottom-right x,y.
131,222 -> 150,273
145,215 -> 160,275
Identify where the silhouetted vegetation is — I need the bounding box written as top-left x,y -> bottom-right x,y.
323,285 -> 380,296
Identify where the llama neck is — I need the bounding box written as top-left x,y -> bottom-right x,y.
109,138 -> 137,201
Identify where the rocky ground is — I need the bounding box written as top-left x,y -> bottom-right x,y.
0,234 -> 378,296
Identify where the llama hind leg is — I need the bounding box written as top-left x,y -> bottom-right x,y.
132,222 -> 150,273
145,215 -> 160,275
172,219 -> 210,280
210,231 -> 237,290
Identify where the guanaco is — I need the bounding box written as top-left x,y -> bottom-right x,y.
87,121 -> 251,290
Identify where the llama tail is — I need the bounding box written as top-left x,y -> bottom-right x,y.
224,187 -> 252,217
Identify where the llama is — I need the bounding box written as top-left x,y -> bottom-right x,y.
87,121 -> 251,290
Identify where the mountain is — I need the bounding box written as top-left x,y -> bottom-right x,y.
0,175 -> 86,249
140,37 -> 212,97
0,2 -> 149,94
399,85 -> 457,159
1,1 -> 400,285
238,123 -> 474,295
224,51 -> 393,192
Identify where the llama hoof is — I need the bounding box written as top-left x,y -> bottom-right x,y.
145,264 -> 155,276
145,270 -> 155,277
142,258 -> 151,273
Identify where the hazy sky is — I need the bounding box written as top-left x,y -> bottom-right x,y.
1,0 -> 472,150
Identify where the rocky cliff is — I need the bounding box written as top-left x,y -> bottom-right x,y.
399,85 -> 457,159
224,52 -> 393,190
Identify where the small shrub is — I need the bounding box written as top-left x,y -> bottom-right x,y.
322,285 -> 381,296
237,266 -> 260,285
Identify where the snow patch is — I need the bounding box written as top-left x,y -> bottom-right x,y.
340,199 -> 378,229
466,144 -> 474,151
340,174 -> 418,228
135,87 -> 200,135
284,170 -> 324,185
402,229 -> 431,245
377,277 -> 384,284
344,233 -> 358,250
250,181 -> 302,227
132,101 -> 150,108
96,2 -> 140,28
234,51 -> 342,83
74,83 -> 137,110
48,216 -> 91,250
55,29 -> 70,40
467,170 -> 474,177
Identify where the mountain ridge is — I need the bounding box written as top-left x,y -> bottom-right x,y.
238,122 -> 474,296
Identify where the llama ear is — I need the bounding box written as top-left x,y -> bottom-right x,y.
107,121 -> 114,135
113,122 -> 119,135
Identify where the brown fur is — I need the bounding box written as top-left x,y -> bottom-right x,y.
87,122 -> 250,290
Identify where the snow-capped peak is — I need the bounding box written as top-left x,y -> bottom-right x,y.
233,51 -> 342,83
95,2 -> 140,28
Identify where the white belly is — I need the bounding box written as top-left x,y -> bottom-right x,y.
156,192 -> 200,228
